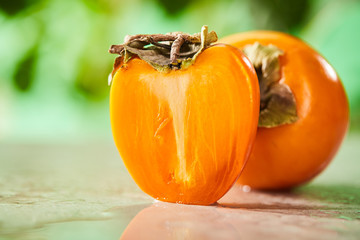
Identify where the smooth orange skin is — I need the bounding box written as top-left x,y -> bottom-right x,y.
221,31 -> 349,190
110,44 -> 259,205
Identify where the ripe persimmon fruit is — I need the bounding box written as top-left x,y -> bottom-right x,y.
109,26 -> 260,204
221,31 -> 349,190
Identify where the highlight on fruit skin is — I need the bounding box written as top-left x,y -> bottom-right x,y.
221,31 -> 349,190
109,26 -> 260,205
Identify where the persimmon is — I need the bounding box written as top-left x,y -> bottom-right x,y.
109,26 -> 259,204
220,31 -> 349,190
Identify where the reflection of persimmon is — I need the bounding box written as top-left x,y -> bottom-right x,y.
120,187 -> 341,240
120,203 -> 239,240
221,31 -> 349,190
110,27 -> 259,204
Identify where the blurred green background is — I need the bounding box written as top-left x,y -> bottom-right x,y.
1,0 -> 360,144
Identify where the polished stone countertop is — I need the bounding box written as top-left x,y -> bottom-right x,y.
0,135 -> 359,240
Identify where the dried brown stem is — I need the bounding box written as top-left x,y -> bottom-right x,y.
108,26 -> 217,75
125,34 -> 176,44
170,35 -> 185,64
110,33 -> 201,63
109,44 -> 124,54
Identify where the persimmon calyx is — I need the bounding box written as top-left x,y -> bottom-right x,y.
108,26 -> 217,81
243,42 -> 298,128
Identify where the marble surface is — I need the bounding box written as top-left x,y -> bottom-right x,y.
0,135 -> 359,240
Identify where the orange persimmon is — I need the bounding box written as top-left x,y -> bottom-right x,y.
109,27 -> 259,204
221,31 -> 349,190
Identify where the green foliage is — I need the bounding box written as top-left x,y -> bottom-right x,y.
13,47 -> 37,91
0,0 -> 360,141
249,0 -> 310,31
154,0 -> 193,16
0,0 -> 32,16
